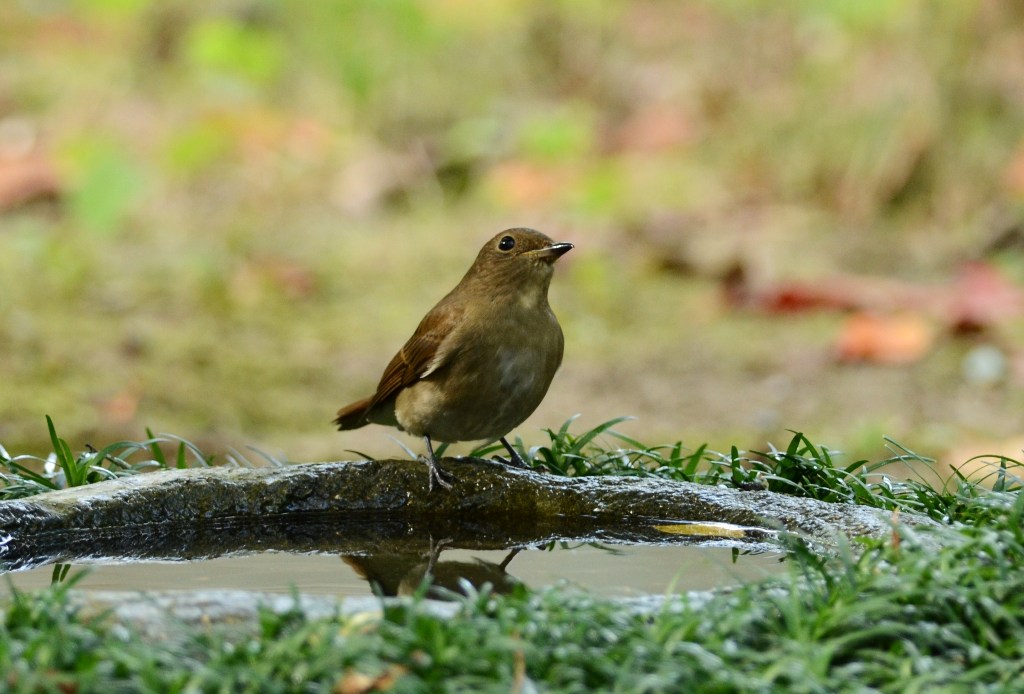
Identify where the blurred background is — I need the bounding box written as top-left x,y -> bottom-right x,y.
2,0 -> 1023,468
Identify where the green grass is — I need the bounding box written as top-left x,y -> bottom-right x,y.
478,416 -> 1022,525
0,417 -> 297,502
4,415 -> 1022,524
0,417 -> 211,500
4,1 -> 1024,685
1,417 -> 1023,690
1,492 -> 1022,691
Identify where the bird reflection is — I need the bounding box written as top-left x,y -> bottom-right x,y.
343,539 -> 522,599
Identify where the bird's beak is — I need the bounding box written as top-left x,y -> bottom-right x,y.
536,242 -> 574,262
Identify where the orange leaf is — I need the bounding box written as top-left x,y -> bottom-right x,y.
0,150 -> 61,209
946,262 -> 1024,333
835,312 -> 935,364
487,161 -> 575,207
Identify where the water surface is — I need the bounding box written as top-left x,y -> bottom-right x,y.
2,544 -> 785,598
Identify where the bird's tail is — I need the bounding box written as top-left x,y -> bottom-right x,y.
334,397 -> 372,430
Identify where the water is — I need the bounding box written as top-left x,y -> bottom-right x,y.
0,543 -> 785,598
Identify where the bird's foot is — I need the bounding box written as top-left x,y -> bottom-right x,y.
424,456 -> 454,492
493,452 -> 528,469
495,437 -> 529,469
422,435 -> 454,492
498,547 -> 522,571
425,534 -> 454,574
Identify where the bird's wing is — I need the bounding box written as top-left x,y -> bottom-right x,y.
367,302 -> 464,412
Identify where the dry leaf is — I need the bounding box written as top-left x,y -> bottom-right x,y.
946,262 -> 1024,333
486,160 -> 576,207
1001,141 -> 1024,197
835,312 -> 935,364
0,150 -> 61,209
96,388 -> 141,425
652,522 -> 748,538
334,665 -> 407,694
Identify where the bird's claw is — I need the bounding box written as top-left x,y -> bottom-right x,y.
497,437 -> 529,469
494,453 -> 528,469
425,457 -> 454,492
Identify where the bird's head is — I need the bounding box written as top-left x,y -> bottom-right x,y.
468,228 -> 573,294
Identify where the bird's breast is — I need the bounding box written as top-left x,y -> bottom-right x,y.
393,309 -> 563,443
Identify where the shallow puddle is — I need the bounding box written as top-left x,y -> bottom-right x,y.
0,543 -> 786,598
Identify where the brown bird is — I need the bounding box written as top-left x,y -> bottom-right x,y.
334,228 -> 573,491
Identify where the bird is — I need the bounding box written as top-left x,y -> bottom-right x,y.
334,228 -> 573,491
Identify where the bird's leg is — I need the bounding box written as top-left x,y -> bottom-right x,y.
423,435 -> 454,491
497,436 -> 529,469
424,534 -> 453,577
498,547 -> 522,571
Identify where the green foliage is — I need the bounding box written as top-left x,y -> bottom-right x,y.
183,17 -> 286,88
0,416 -> 211,500
76,0 -> 152,17
63,137 -> 146,236
479,417 -> 1022,525
6,416 -> 1021,531
1,497 -> 1023,690
161,122 -> 233,177
518,107 -> 596,161
0,573 -> 114,692
1,418 -> 1023,689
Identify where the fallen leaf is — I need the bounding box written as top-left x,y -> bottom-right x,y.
722,261 -> 925,314
834,312 -> 935,364
486,160 -> 577,207
652,522 -> 749,538
335,672 -> 376,694
1001,141 -> 1024,197
96,388 -> 141,426
335,665 -> 407,694
946,261 -> 1024,333
0,150 -> 61,209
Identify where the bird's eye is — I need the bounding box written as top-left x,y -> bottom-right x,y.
498,235 -> 516,251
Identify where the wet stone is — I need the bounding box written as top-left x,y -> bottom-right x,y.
0,458 -> 936,572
